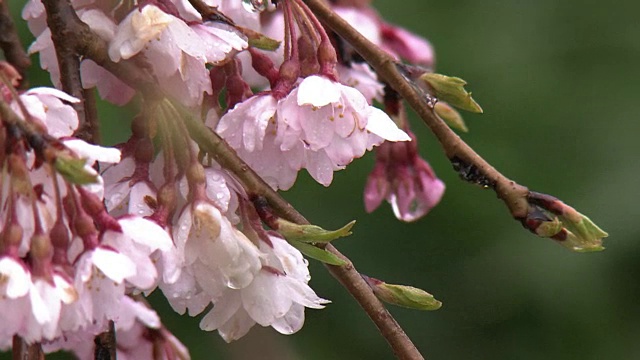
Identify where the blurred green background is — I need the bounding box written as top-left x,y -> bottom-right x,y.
5,0 -> 640,359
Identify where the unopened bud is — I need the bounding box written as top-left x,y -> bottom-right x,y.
434,102 -> 468,132
420,73 -> 483,113
363,275 -> 442,311
527,192 -> 608,252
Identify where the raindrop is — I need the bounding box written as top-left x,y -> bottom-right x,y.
242,0 -> 269,13
425,94 -> 438,109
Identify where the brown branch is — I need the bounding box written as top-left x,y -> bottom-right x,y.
94,321 -> 117,360
41,0 -> 101,142
12,337 -> 44,360
45,3 -> 423,358
302,0 -> 531,220
0,0 -> 31,86
187,0 -> 235,24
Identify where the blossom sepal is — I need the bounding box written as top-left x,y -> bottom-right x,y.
54,156 -> 97,184
363,275 -> 442,311
434,102 -> 468,132
288,241 -> 347,266
420,73 -> 483,113
276,219 -> 355,244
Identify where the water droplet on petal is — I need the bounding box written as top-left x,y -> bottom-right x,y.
242,0 -> 269,13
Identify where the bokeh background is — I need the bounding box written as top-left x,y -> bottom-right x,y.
5,0 -> 640,359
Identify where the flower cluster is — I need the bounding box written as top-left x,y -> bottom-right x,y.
0,63 -> 175,355
0,0 -> 447,357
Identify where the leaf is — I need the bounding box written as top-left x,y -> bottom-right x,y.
277,219 -> 355,244
420,73 -> 483,113
238,26 -> 281,51
288,240 -> 347,266
434,101 -> 468,132
54,157 -> 97,185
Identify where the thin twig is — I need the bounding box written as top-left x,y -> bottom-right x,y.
40,0 -> 92,141
12,337 -> 44,360
301,0 -> 531,221
0,0 -> 31,86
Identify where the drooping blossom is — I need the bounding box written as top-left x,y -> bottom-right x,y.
108,4 -> 247,107
334,5 -> 435,67
0,67 -> 180,347
364,130 -> 445,222
199,234 -> 329,342
216,75 -> 409,189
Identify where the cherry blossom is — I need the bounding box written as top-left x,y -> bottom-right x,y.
218,75 -> 409,189
364,131 -> 445,222
199,235 -> 329,342
8,0 -> 452,352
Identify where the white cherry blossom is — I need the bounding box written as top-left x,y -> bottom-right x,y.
200,235 -> 328,342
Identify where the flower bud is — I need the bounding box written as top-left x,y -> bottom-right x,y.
526,192 -> 608,252
434,101 -> 468,132
363,275 -> 442,311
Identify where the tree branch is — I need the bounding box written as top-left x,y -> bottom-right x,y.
41,0 -> 99,142
302,0 -> 543,223
0,0 -> 31,86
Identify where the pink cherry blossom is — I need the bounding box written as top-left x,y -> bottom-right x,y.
364,132 -> 445,222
